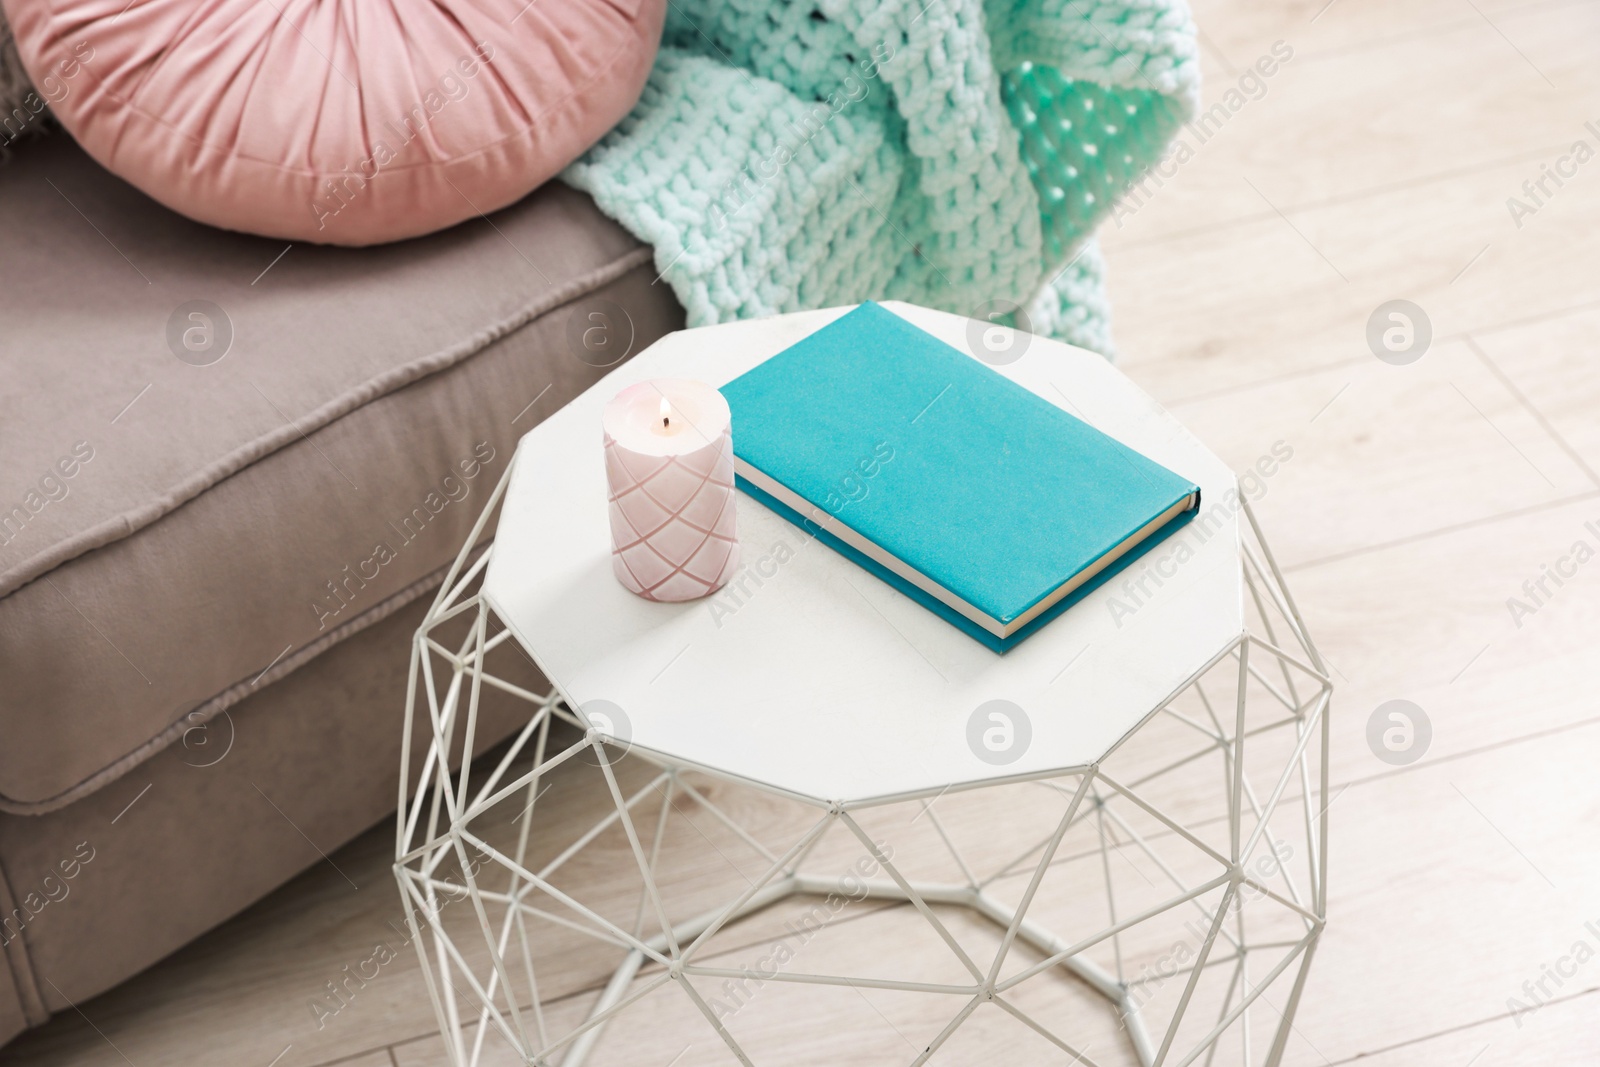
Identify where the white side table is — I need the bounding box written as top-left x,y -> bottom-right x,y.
394,303 -> 1330,1067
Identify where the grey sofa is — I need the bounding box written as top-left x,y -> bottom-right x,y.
0,135 -> 683,1048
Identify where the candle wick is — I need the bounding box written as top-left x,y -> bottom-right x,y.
663,415 -> 670,428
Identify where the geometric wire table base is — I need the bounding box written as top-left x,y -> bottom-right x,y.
397,466 -> 1331,1067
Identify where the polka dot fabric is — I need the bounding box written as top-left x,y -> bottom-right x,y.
563,0 -> 1197,356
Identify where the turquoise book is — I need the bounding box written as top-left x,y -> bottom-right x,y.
719,303 -> 1201,652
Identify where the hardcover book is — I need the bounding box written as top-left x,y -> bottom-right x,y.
720,303 -> 1201,651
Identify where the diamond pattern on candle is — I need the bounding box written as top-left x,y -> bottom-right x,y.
605,428 -> 740,601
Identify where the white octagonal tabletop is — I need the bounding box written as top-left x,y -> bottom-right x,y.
484,303 -> 1242,805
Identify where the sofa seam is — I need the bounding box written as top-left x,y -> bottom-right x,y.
0,856 -> 49,1029
0,540 -> 491,817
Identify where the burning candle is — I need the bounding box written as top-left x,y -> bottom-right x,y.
602,379 -> 739,601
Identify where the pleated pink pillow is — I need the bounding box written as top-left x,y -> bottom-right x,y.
4,0 -> 663,244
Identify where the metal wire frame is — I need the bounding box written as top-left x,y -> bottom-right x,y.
395,462 -> 1331,1067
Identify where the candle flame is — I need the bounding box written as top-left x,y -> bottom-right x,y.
660,396 -> 671,428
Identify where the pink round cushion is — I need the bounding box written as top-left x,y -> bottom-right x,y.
4,0 -> 663,244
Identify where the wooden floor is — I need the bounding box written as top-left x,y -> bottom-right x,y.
8,0 -> 1600,1063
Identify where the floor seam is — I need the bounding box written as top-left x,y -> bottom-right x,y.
1292,0 -> 1596,67
1462,333 -> 1600,490
1320,984 -> 1600,1066
1280,490 -> 1600,573
1105,140 -> 1576,253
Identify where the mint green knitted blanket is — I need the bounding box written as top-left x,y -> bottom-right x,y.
563,0 -> 1198,357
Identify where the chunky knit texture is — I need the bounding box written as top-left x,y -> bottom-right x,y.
563,0 -> 1198,357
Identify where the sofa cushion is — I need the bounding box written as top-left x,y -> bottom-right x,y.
0,136 -> 683,811
1,0 -> 664,244
0,583 -> 549,1049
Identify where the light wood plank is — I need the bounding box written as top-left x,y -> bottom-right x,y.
1471,306 -> 1600,478
1108,1 -> 1600,245
1297,987 -> 1600,1066
1109,144 -> 1600,404
1167,336 -> 1595,568
1281,722 -> 1600,1063
1189,0 -> 1577,66
321,1055 -> 395,1067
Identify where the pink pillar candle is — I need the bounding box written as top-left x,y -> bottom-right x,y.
603,379 -> 740,601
